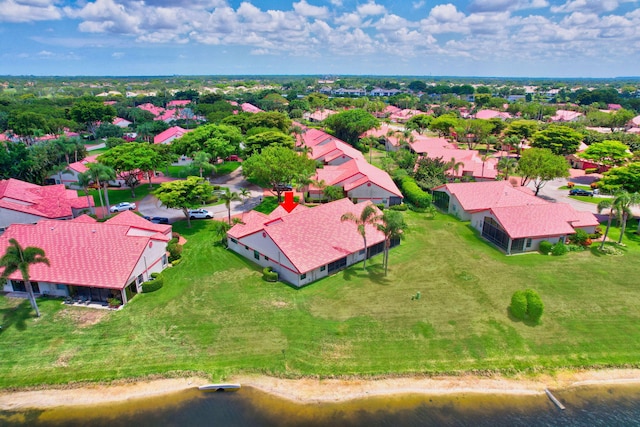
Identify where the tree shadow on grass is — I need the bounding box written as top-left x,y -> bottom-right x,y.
505,308 -> 541,328
0,298 -> 33,334
341,262 -> 392,286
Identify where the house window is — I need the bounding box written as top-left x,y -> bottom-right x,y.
526,238 -> 532,248
359,249 -> 365,255
137,274 -> 144,285
162,254 -> 168,266
300,273 -> 307,280
245,245 -> 249,250
264,256 -> 269,261
230,238 -> 237,244
11,281 -> 40,294
254,250 -> 260,260
320,266 -> 326,272
56,284 -> 66,290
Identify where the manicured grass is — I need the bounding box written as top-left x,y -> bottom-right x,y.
215,161 -> 241,176
86,184 -> 159,207
2,213 -> 640,388
559,185 -> 592,190
569,195 -> 600,204
167,162 -> 240,179
253,196 -> 280,214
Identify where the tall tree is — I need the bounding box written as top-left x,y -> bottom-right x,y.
191,151 -> 213,178
598,191 -> 640,245
324,109 -> 379,146
0,239 -> 50,317
531,125 -> 583,156
154,176 -> 213,228
581,140 -> 632,167
77,171 -> 96,215
376,210 -> 407,276
171,123 -> 242,160
517,148 -> 569,195
599,162 -> 640,194
497,157 -> 518,181
340,204 -> 381,271
242,146 -> 317,202
98,143 -> 160,197
69,99 -> 116,137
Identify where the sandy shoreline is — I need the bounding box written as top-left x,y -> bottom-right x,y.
2,369 -> 640,410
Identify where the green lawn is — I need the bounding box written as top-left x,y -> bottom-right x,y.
167,162 -> 241,179
2,212 -> 640,388
86,184 -> 159,207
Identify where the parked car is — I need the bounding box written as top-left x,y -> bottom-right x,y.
110,202 -> 137,212
272,184 -> 293,192
226,154 -> 240,161
143,216 -> 170,224
569,189 -> 593,196
188,209 -> 213,219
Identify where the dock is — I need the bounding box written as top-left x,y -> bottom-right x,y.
545,388 -> 566,410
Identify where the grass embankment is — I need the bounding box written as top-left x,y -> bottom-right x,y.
1,213 -> 640,388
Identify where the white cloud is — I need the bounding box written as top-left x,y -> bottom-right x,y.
250,48 -> 270,55
469,0 -> 549,13
0,0 -> 61,23
551,0 -> 628,14
412,1 -> 425,9
293,0 -> 329,19
356,1 -> 386,16
112,52 -> 124,58
429,4 -> 465,22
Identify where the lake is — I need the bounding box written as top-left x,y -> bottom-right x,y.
2,383 -> 640,426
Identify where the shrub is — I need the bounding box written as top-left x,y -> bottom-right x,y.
262,267 -> 278,282
108,297 -> 122,307
150,272 -> 160,279
525,289 -> 544,323
389,204 -> 408,211
171,258 -> 182,266
539,240 -> 553,255
566,182 -> 575,188
590,226 -> 603,239
167,242 -> 183,262
399,176 -> 432,208
585,167 -> 597,174
205,196 -> 219,204
510,290 -> 527,320
376,203 -> 385,211
590,181 -> 599,189
551,241 -> 568,256
569,229 -> 591,247
142,278 -> 163,293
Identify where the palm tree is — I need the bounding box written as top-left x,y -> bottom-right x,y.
77,171 -> 96,215
480,152 -> 494,180
341,204 -> 381,270
599,191 -> 640,246
0,239 -> 50,317
497,157 -> 518,181
376,210 -> 407,276
447,157 -> 464,179
87,163 -> 116,214
220,187 -> 241,225
239,188 -> 251,206
192,151 -> 212,178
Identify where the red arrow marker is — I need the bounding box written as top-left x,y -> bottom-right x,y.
280,191 -> 298,213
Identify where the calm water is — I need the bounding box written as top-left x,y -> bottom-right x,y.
3,384 -> 640,426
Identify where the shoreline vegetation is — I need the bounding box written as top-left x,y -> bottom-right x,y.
2,369 -> 640,410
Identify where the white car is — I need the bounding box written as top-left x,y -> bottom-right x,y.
188,209 -> 213,219
110,202 -> 137,212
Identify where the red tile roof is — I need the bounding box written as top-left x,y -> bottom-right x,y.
0,178 -> 92,219
434,181 -> 545,212
241,103 -> 263,113
490,203 -> 598,239
475,109 -> 512,120
0,218 -> 170,289
409,136 -> 455,153
153,126 -> 191,144
67,154 -> 98,174
105,210 -> 172,235
229,199 -> 385,273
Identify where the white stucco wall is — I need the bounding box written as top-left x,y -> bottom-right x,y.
0,208 -> 46,230
348,182 -> 397,207
126,238 -> 169,293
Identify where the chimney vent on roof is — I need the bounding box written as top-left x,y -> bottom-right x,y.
92,229 -> 96,233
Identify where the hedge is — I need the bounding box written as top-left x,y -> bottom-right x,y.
525,289 -> 544,323
539,240 -> 553,255
142,278 -> 164,293
263,267 -> 278,282
399,176 -> 431,208
510,290 -> 527,320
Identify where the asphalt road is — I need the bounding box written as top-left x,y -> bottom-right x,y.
138,168 -> 263,223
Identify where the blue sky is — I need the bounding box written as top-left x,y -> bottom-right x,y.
0,0 -> 639,77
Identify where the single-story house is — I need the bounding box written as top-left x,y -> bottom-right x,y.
474,109 -> 512,120
414,147 -> 499,180
0,178 -> 94,231
227,199 -> 390,287
550,110 -> 583,122
432,181 -> 599,254
0,211 -> 171,305
113,117 -> 132,128
153,126 -> 191,145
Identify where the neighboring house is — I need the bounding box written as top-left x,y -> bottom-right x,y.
550,110 -> 583,122
432,181 -> 599,254
474,109 -> 512,120
309,139 -> 364,166
389,109 -> 422,123
167,100 -> 191,108
631,115 -> 640,127
0,178 -> 94,231
0,211 -> 171,305
413,147 -> 499,180
49,154 -> 98,188
308,158 -> 403,207
227,199 -> 389,287
113,117 -> 132,128
136,103 -> 165,117
409,136 -> 455,154
303,109 -> 337,122
153,126 -> 191,144
369,88 -> 401,97
241,103 -> 263,113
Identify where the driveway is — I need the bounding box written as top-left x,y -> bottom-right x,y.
138,167 -> 264,223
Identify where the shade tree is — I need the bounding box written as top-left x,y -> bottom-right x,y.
154,176 -> 213,228
517,148 -> 569,195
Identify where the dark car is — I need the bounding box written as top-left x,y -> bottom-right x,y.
143,216 -> 170,224
272,184 -> 293,192
569,188 -> 593,196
